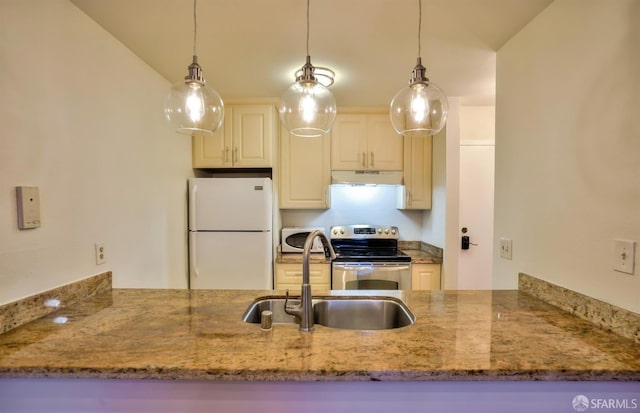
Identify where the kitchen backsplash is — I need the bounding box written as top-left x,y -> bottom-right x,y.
281,185 -> 423,240
0,272 -> 112,334
519,273 -> 640,344
398,241 -> 443,258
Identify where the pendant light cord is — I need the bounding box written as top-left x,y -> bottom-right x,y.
417,0 -> 422,58
193,0 -> 198,56
306,0 -> 310,56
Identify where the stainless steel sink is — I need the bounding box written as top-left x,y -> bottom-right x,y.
312,298 -> 415,330
241,297 -> 299,324
242,295 -> 415,330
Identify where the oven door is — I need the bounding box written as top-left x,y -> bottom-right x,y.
332,262 -> 412,290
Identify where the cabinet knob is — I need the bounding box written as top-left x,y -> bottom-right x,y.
370,152 -> 374,167
362,152 -> 366,168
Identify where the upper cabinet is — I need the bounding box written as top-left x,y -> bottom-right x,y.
279,126 -> 331,209
399,135 -> 432,210
331,114 -> 403,171
192,104 -> 276,168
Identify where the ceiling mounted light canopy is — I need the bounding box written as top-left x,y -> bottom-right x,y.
390,0 -> 448,137
164,0 -> 224,136
279,0 -> 337,138
294,66 -> 335,88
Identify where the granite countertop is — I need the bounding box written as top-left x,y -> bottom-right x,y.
275,244 -> 442,265
1,288 -> 639,381
400,249 -> 442,264
276,251 -> 331,264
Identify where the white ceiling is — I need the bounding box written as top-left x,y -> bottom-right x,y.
70,0 -> 553,107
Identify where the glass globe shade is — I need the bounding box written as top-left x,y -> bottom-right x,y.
279,80 -> 337,138
164,80 -> 224,136
390,81 -> 449,137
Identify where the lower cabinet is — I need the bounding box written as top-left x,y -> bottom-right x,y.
274,263 -> 331,291
411,264 -> 441,290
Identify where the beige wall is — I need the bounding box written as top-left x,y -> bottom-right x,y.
422,98 -> 460,289
0,0 -> 193,304
460,106 -> 495,145
494,0 -> 640,312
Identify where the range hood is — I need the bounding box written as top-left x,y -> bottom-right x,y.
331,171 -> 403,186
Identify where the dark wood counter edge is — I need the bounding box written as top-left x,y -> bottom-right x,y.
0,272 -> 112,334
519,273 -> 640,344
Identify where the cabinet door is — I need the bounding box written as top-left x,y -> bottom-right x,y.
275,263 -> 330,291
401,135 -> 432,209
411,264 -> 441,290
330,114 -> 367,170
232,105 -> 275,167
279,126 -> 331,209
192,111 -> 232,168
367,114 -> 403,170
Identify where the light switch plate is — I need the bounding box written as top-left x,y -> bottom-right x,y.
499,238 -> 513,260
614,239 -> 636,275
16,186 -> 41,229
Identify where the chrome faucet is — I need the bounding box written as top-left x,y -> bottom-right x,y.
284,230 -> 336,332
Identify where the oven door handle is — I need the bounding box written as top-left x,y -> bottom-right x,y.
333,263 -> 411,271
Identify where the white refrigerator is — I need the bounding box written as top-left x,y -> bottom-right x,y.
188,177 -> 273,289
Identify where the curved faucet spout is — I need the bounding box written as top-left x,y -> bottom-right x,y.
302,230 -> 336,286
285,230 -> 336,332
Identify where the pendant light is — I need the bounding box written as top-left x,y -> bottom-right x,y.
164,0 -> 224,136
279,0 -> 336,138
390,0 -> 448,137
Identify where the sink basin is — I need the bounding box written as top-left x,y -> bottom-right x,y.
241,297 -> 300,324
312,298 -> 414,330
242,295 -> 415,330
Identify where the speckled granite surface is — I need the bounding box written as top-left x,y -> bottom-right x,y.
519,273 -> 640,344
399,241 -> 443,263
399,241 -> 443,264
0,272 -> 112,334
276,251 -> 331,264
400,249 -> 443,264
1,288 -> 638,381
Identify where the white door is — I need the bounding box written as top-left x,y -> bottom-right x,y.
457,144 -> 495,289
189,232 -> 272,289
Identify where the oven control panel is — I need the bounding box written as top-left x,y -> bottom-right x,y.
330,225 -> 399,239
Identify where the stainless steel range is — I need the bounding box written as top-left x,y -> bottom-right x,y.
330,225 -> 412,290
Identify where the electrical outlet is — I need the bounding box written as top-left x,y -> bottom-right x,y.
95,243 -> 106,265
499,238 -> 513,260
614,239 -> 636,275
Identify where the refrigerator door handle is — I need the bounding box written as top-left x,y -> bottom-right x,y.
190,232 -> 199,279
